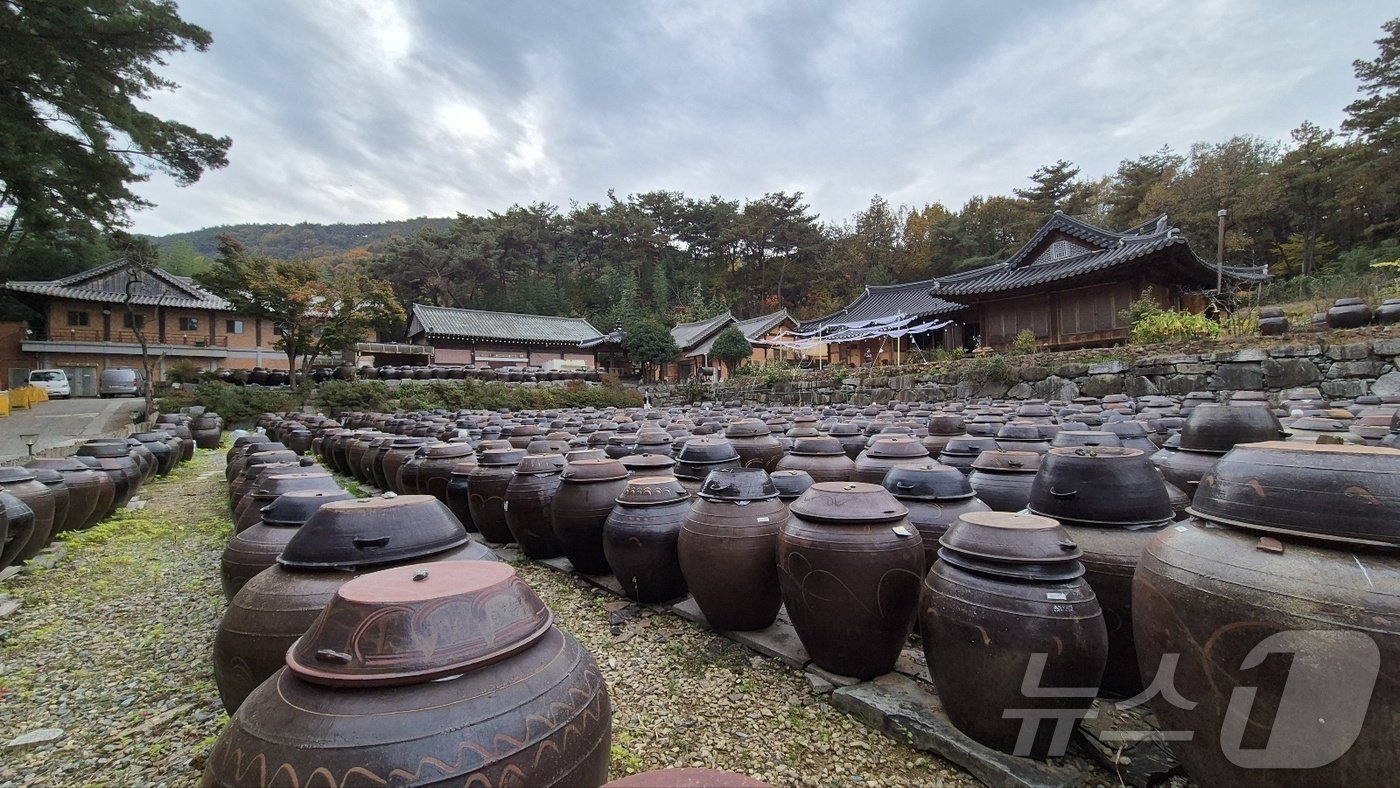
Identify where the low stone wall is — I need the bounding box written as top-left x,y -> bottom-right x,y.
651,339 -> 1400,406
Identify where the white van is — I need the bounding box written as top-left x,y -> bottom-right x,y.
28,369 -> 71,398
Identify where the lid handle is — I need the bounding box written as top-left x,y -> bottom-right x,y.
1049,488 -> 1077,499
353,536 -> 391,549
315,649 -> 352,664
895,482 -> 914,490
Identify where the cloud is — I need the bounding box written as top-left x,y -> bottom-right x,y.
128,0 -> 1397,235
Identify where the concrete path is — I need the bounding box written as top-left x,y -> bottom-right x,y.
0,396 -> 146,465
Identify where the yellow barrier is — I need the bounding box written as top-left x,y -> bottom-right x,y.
0,393 -> 9,417
30,387 -> 48,403
8,388 -> 30,410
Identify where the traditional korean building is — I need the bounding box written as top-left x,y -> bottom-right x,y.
795,213 -> 1267,363
3,260 -> 289,393
735,309 -> 800,367
664,311 -> 735,382
406,303 -> 602,369
928,213 -> 1267,350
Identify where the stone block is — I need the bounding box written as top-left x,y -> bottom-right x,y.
1124,375 -> 1160,398
1373,371 -> 1400,398
1262,358 -> 1322,389
1268,345 -> 1323,358
0,596 -> 19,618
4,728 -> 65,750
1209,363 -> 1263,391
669,596 -> 707,626
1159,374 -> 1210,395
1087,360 -> 1130,375
1131,364 -> 1172,377
1326,342 -> 1371,360
831,674 -> 1086,788
1017,366 -> 1051,382
1371,339 -> 1400,356
1327,360 -> 1388,379
1221,348 -> 1269,362
1056,363 -> 1088,379
1322,379 -> 1369,398
807,664 -> 861,689
1006,382 -> 1034,399
726,619 -> 811,669
1078,374 -> 1124,398
1032,376 -> 1079,401
974,382 -> 1010,399
1174,363 -> 1213,375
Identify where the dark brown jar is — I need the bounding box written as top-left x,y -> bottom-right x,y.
0,468 -> 56,563
192,412 -> 223,448
778,482 -> 923,679
922,512 -> 1107,758
212,495 -> 497,713
205,561 -> 612,788
77,440 -> 143,508
130,431 -> 177,476
233,471 -> 339,533
604,476 -> 692,603
504,454 -> 567,559
776,436 -> 855,483
225,438 -> 283,483
552,459 -> 630,575
219,489 -> 354,600
937,435 -> 999,476
0,491 -> 33,571
679,468 -> 787,631
725,419 -> 784,472
466,448 -> 527,544
1135,443 -> 1400,786
852,436 -> 931,486
229,449 -> 300,507
882,464 -> 991,572
27,457 -> 104,532
443,458 -> 480,531
28,468 -> 71,539
620,452 -> 676,478
968,450 -> 1041,512
363,436 -> 397,491
381,437 -> 430,494
672,437 -> 742,495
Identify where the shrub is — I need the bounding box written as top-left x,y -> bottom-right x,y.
164,359 -> 204,384
314,379 -> 394,415
156,381 -> 298,426
394,377 -> 642,412
1010,329 -> 1038,355
1130,309 -> 1223,345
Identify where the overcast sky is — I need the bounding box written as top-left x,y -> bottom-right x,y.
129,0 -> 1396,236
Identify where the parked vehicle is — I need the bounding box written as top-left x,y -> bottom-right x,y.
99,367 -> 143,398
28,369 -> 70,398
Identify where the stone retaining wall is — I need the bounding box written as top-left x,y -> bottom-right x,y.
651,339 -> 1400,406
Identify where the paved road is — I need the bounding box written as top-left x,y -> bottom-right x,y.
0,396 -> 147,465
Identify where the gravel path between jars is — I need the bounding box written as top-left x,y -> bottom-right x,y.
0,447 -> 977,787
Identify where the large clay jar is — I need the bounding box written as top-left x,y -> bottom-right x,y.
679,468 -> 787,631
552,459 -> 630,575
27,457 -> 103,533
0,468 -> 56,563
416,442 -> 474,502
672,437 -> 741,496
935,435 -> 999,476
443,458 -> 480,530
852,436 -> 931,485
1326,296 -> 1372,328
233,471 -> 340,533
922,512 -> 1107,758
725,419 -> 784,472
1027,447 -> 1173,698
205,561 -> 611,788
219,489 -> 355,600
28,469 -> 71,540
226,437 -> 281,483
779,482 -> 924,679
381,437 -> 430,494
0,491 -> 32,571
968,450 -> 1041,512
466,448 -> 526,544
130,431 -> 177,477
882,464 -> 990,572
504,454 -> 567,559
1134,442 -> 1400,787
192,413 -> 223,449
229,449 -> 301,507
776,436 -> 855,483
213,494 -> 497,713
827,422 -> 868,460
603,476 -> 692,603
77,440 -> 143,509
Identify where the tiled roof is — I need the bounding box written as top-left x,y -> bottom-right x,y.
797,280 -> 963,334
409,304 -> 602,345
671,311 -> 735,355
930,213 -> 1269,298
5,259 -> 232,310
735,309 -> 793,340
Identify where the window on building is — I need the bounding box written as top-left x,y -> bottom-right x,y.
178,317 -> 199,331
122,314 -> 145,330
66,311 -> 90,327
226,319 -> 245,334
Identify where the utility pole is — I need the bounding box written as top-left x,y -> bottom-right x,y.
1215,208 -> 1228,293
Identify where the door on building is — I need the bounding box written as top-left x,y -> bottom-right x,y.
8,368 -> 30,390
62,366 -> 99,397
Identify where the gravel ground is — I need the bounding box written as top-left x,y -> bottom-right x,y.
0,448 -> 976,787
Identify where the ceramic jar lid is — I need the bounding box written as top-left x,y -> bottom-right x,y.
676,437 -> 740,463
789,482 -> 909,523
561,458 -> 629,483
938,511 -> 1084,580
0,467 -> 36,483
865,437 -> 929,459
882,464 -> 974,501
1187,441 -> 1400,547
616,476 -> 690,506
279,494 -> 471,569
287,561 -> 552,687
425,442 -> 474,459
1026,447 -> 1173,528
790,436 -> 845,456
970,450 -> 1041,473
1179,404 -> 1284,453
725,419 -> 771,438
620,453 -> 676,473
940,436 -> 999,456
477,448 -> 527,467
699,467 -> 779,502
260,489 -> 356,527
515,454 -> 565,475
770,470 -> 814,500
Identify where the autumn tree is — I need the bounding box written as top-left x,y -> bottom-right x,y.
0,0 -> 231,272
198,237 -> 403,375
622,318 -> 679,382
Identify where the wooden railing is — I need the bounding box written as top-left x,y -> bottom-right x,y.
33,327 -> 229,348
